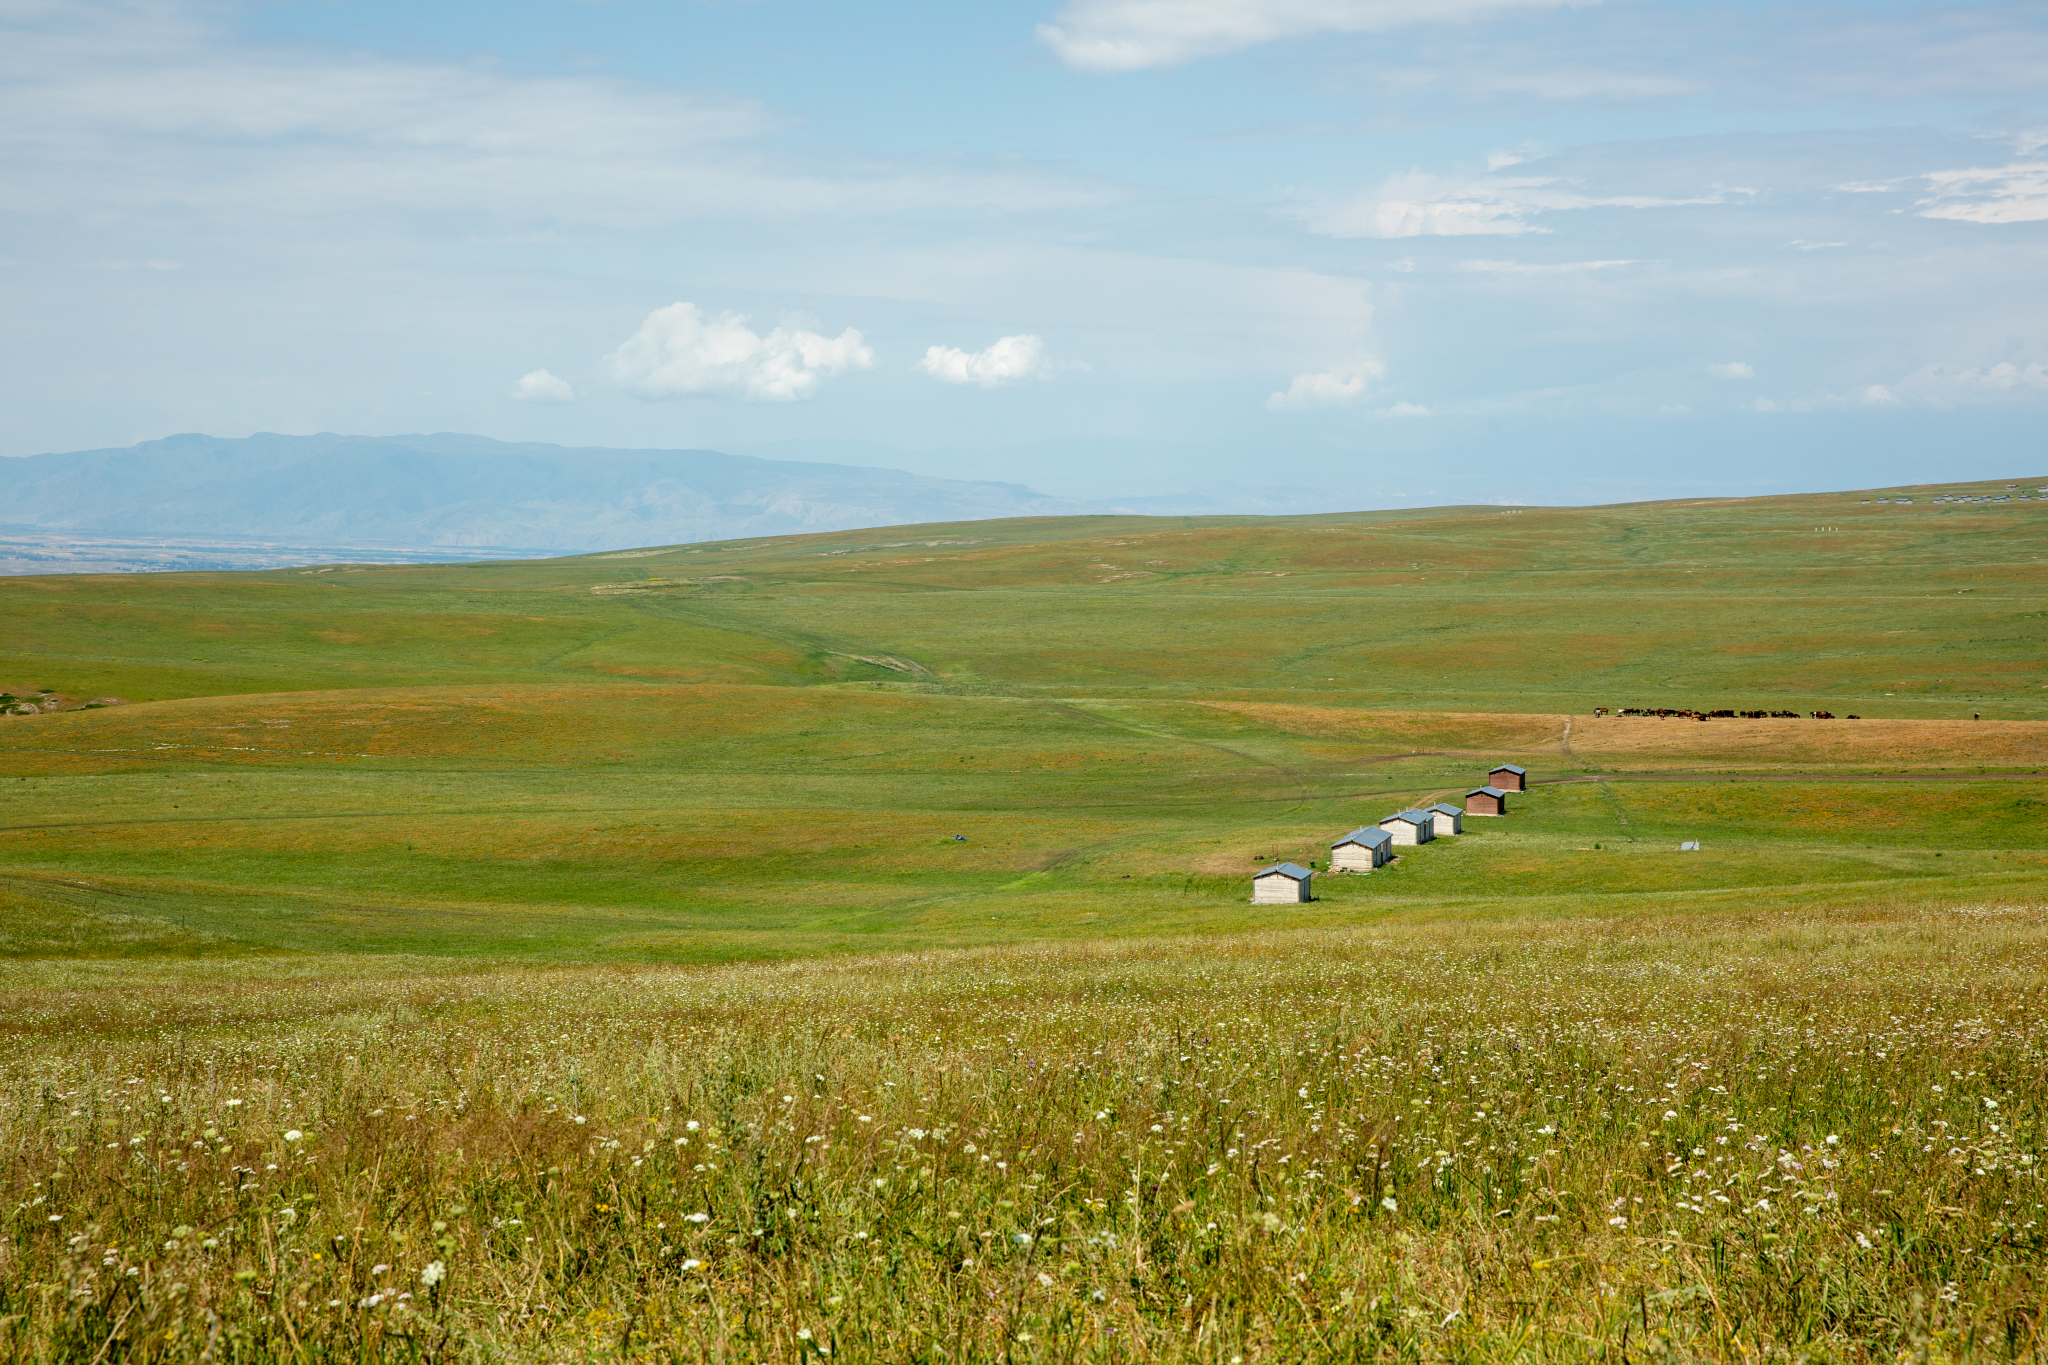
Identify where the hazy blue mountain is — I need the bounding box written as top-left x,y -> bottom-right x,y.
1,432 -> 1095,558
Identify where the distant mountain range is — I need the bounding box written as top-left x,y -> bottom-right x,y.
0,432 -> 1111,569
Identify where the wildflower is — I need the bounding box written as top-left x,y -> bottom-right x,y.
1825,1134 -> 1839,1145
797,1328 -> 813,1341
686,1120 -> 700,1131
1608,1216 -> 1628,1228
1381,1197 -> 1397,1212
1663,1111 -> 1677,1121
572,1116 -> 586,1125
225,1099 -> 242,1108
283,1130 -> 303,1142
681,1258 -> 702,1270
1037,1272 -> 1054,1287
1014,1232 -> 1033,1245
372,1264 -> 390,1275
685,1212 -> 710,1224
419,1261 -> 446,1287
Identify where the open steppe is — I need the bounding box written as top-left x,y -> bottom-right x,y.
3,476 -> 2046,1360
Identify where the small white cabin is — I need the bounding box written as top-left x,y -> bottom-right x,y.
1427,803 -> 1463,837
1377,810 -> 1436,846
1329,826 -> 1393,871
1251,862 -> 1314,903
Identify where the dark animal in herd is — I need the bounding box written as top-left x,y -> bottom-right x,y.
1612,707 -> 1853,720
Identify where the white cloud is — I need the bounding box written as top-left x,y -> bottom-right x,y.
1753,398 -> 1779,413
606,302 -> 875,403
1458,258 -> 1639,274
0,1 -> 1112,235
1705,362 -> 1753,379
511,369 -> 574,403
917,334 -> 1051,387
1265,358 -> 1385,411
1895,360 -> 2048,402
1915,163 -> 2048,225
1859,384 -> 1901,406
1302,171 -> 1744,239
1036,0 -> 1605,72
1377,401 -> 1430,417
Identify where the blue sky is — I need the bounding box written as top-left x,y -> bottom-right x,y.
2,0 -> 2044,507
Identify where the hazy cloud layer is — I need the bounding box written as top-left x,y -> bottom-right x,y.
1037,0 -> 1606,71
1303,170 -> 1747,238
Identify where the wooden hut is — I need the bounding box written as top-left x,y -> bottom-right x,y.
1465,785 -> 1509,816
1377,810 -> 1436,846
1488,763 -> 1528,792
1329,827 -> 1393,871
1427,803 -> 1463,837
1251,862 -> 1314,903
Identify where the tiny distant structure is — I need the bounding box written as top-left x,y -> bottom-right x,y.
1680,840 -> 1700,852
1426,803 -> 1463,837
952,834 -> 967,841
1466,785 -> 1510,816
1489,763 -> 1529,792
1329,827 -> 1393,871
1251,862 -> 1314,904
1377,810 -> 1437,846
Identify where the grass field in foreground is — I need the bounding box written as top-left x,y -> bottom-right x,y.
5,901 -> 2045,1362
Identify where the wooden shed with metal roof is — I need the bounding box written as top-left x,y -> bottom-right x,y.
1466,785 -> 1510,816
1378,810 -> 1436,846
1489,763 -> 1529,792
1329,827 -> 1393,871
1426,803 -> 1463,837
1251,862 -> 1314,904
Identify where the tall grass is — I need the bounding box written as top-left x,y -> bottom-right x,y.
4,900 -> 2045,1361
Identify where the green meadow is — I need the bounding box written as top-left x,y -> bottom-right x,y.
4,478 -> 2048,1361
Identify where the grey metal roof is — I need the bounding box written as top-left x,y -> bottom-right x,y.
1467,786 -> 1508,798
1381,809 -> 1433,825
1254,862 -> 1313,879
1331,827 -> 1391,847
1428,803 -> 1461,815
1491,763 -> 1528,775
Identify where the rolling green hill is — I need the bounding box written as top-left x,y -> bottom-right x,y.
2,476 -> 2045,962
6,475 -> 2044,717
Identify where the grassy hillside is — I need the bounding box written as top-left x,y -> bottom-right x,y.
2,476 -> 2045,962
5,474 -> 2045,717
